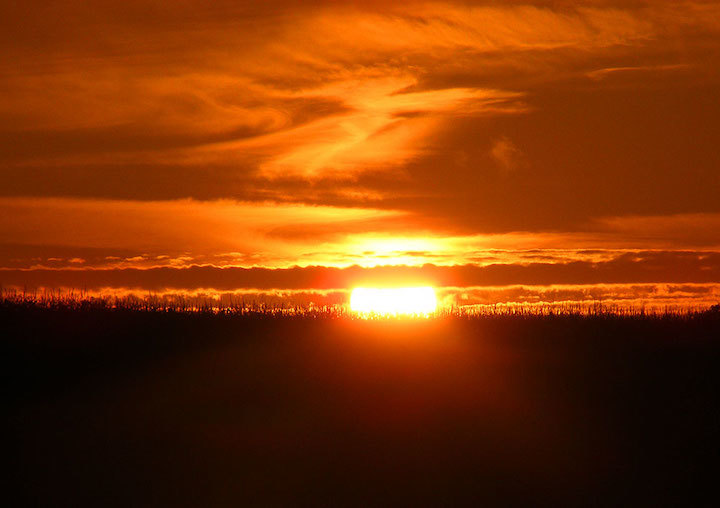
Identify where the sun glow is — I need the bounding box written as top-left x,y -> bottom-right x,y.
350,287 -> 438,316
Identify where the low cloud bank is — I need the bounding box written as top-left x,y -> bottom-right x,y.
2,251 -> 719,292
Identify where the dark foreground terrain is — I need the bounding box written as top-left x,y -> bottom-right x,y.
4,303 -> 720,507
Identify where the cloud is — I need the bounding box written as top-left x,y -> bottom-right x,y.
2,251 -> 720,294
585,64 -> 691,81
0,1 -> 669,176
592,213 -> 720,247
3,196 -> 720,273
440,282 -> 720,309
0,197 -> 406,267
2,0 -> 720,285
256,79 -> 524,178
490,136 -> 523,171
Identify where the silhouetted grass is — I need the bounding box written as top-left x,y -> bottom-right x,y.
4,296 -> 720,507
2,289 -> 717,317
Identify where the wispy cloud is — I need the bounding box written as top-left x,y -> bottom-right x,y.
2,1 -> 720,288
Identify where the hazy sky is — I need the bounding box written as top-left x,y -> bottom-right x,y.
2,1 -> 720,306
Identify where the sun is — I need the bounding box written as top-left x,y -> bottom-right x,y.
349,287 -> 438,316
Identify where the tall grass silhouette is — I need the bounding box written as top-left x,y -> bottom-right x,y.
4,287 -> 720,507
2,288 -> 717,318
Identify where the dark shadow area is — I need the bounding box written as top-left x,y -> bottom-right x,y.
4,303 -> 720,506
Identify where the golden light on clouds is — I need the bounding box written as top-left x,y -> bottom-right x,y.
254,78 -> 523,178
1,1 -> 720,308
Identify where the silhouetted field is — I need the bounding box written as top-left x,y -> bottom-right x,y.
4,300 -> 720,507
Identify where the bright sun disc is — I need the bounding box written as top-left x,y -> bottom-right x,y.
350,287 -> 438,316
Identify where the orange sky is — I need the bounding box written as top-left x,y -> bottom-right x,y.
2,1 -> 720,307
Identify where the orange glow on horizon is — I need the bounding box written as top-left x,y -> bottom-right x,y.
350,286 -> 438,316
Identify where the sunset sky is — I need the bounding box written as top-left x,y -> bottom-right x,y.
2,1 -> 720,307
